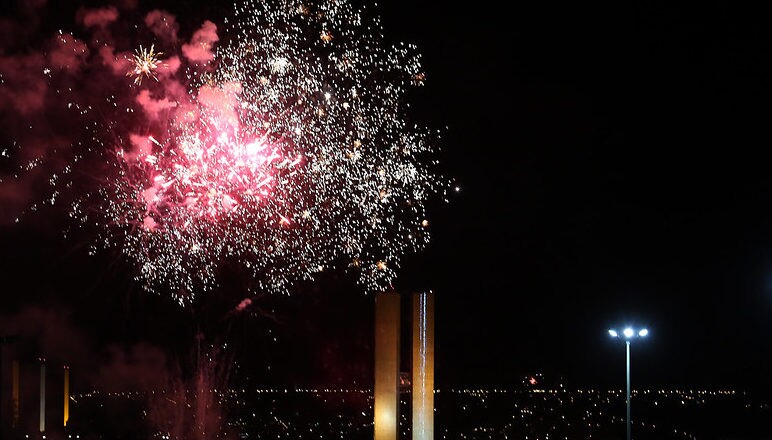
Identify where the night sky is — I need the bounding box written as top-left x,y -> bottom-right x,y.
2,0 -> 772,396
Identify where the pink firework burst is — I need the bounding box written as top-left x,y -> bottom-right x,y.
123,84 -> 301,232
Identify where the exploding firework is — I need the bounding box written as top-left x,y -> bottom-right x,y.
128,44 -> 164,85
0,0 -> 448,304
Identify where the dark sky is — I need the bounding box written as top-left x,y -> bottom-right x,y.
388,0 -> 772,391
380,0 -> 772,391
2,0 -> 772,395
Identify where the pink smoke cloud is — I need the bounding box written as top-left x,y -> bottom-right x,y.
159,55 -> 181,76
145,10 -> 179,44
95,343 -> 172,393
47,33 -> 89,72
136,89 -> 178,120
159,76 -> 188,103
182,20 -> 219,63
78,6 -> 119,28
98,45 -> 132,76
0,178 -> 33,224
122,133 -> 154,162
115,0 -> 138,10
173,102 -> 200,125
0,53 -> 47,115
196,82 -> 242,129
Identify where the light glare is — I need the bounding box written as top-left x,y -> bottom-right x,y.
608,329 -> 618,337
638,328 -> 649,337
623,328 -> 634,338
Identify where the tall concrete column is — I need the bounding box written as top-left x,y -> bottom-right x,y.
412,291 -> 434,440
374,292 -> 400,440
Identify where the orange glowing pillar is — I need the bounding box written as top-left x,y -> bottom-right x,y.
374,292 -> 400,440
12,360 -> 19,428
412,291 -> 434,440
63,366 -> 69,427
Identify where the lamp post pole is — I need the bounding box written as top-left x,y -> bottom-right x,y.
609,327 -> 647,440
626,339 -> 631,440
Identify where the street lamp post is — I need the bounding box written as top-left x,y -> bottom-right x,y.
608,327 -> 648,440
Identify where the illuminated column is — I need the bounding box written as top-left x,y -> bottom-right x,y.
39,359 -> 45,433
412,291 -> 434,440
12,360 -> 19,428
63,365 -> 70,427
374,292 -> 400,440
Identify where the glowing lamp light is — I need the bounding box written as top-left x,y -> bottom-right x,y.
609,326 -> 648,340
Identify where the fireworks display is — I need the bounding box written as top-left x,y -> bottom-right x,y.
0,0 -> 447,304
